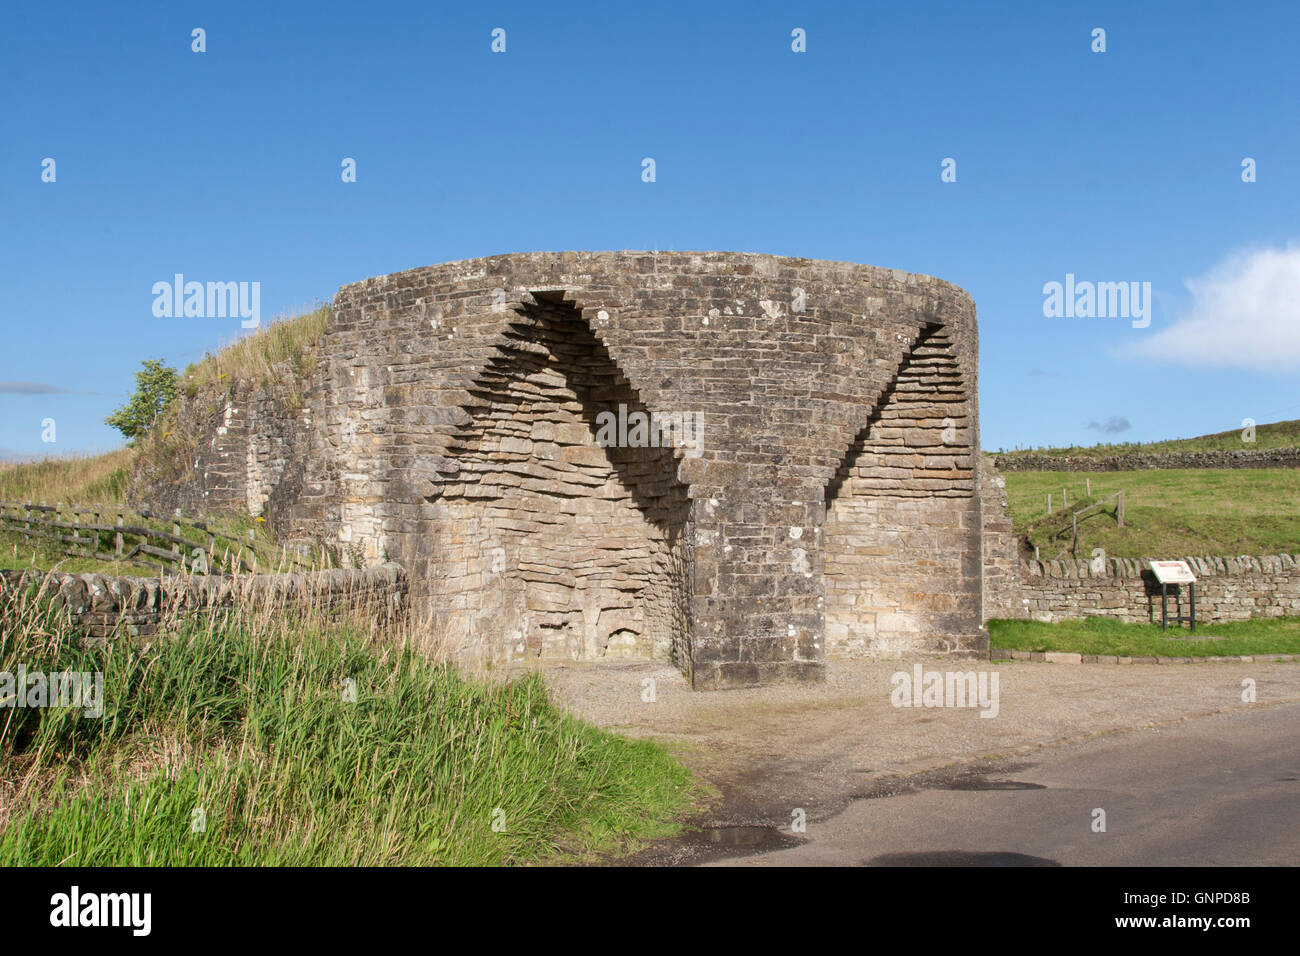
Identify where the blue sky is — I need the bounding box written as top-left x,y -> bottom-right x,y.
3,0 -> 1299,458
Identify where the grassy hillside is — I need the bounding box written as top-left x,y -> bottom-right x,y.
0,306 -> 336,575
993,418 -> 1300,458
1005,468 -> 1300,560
0,452 -> 327,576
0,579 -> 692,865
179,303 -> 329,399
0,449 -> 133,506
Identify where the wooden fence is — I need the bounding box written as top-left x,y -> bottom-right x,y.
0,500 -> 318,576
1036,489 -> 1126,560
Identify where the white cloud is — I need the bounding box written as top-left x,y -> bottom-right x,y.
1127,244 -> 1300,370
1086,416 -> 1131,435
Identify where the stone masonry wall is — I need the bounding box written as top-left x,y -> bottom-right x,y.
139,252 -> 985,689
825,325 -> 982,658
979,462 -> 1026,621
976,457 -> 1300,626
1010,554 -> 1300,625
421,296 -> 690,667
132,361 -> 318,535
992,448 -> 1300,472
0,565 -> 406,640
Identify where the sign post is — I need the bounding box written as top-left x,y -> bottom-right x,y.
1150,560 -> 1196,632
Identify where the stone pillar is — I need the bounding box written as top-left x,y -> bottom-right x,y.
686,466 -> 826,689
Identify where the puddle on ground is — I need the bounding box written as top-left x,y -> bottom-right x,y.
852,761 -> 1046,801
686,825 -> 802,852
937,779 -> 1047,791
622,758 -> 1048,866
865,850 -> 1060,867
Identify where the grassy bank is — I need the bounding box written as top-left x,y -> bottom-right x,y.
1004,468 -> 1300,559
181,304 -> 330,397
988,615 -> 1300,658
0,451 -> 332,576
0,577 -> 691,865
0,449 -> 134,506
0,510 -> 328,577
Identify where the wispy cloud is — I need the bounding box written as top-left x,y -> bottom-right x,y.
1086,416 -> 1131,435
0,381 -> 80,395
1126,244 -> 1300,370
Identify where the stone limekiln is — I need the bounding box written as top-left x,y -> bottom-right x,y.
152,252 -> 987,689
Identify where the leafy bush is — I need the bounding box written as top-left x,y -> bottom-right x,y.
105,360 -> 179,442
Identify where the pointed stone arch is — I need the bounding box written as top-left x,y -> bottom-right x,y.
823,323 -> 983,658
418,293 -> 693,668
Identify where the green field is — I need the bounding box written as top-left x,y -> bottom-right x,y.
989,615 -> 1300,658
993,417 -> 1300,458
1004,468 -> 1300,560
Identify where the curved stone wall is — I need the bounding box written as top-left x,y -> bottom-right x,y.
151,251 -> 987,689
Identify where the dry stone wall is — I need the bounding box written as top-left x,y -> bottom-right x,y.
976,461 -> 1300,626
1011,554 -> 1300,625
992,448 -> 1300,472
0,565 -> 406,640
138,251 -> 986,689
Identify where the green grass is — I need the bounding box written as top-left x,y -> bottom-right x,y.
992,417 -> 1300,458
0,541 -> 144,575
181,304 -> 330,397
0,511 -> 330,576
0,448 -> 334,575
1004,468 -> 1300,559
988,615 -> 1300,658
0,449 -> 134,506
0,580 -> 692,865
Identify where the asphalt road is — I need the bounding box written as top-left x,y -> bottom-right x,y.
715,701 -> 1300,866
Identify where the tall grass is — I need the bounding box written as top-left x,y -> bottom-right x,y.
182,304 -> 330,394
0,449 -> 133,506
0,575 -> 690,865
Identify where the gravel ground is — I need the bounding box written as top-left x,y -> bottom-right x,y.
522,656 -> 1300,862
